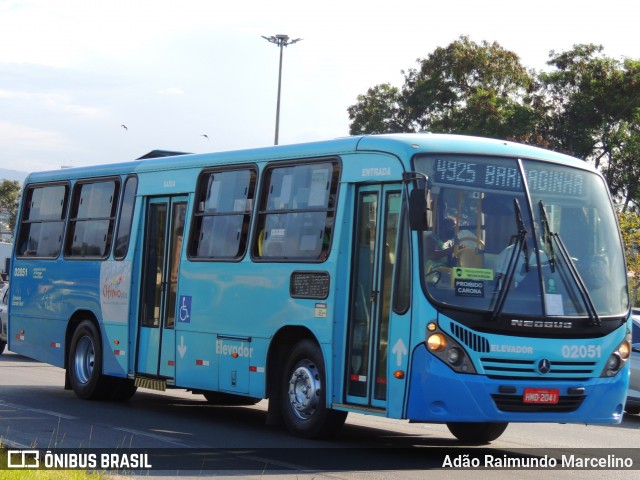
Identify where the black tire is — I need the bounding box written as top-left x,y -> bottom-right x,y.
446,422 -> 508,444
203,392 -> 261,406
280,340 -> 347,439
0,340 -> 6,355
109,377 -> 138,401
68,320 -> 110,400
625,405 -> 640,415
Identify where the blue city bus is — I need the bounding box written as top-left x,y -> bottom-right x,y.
8,133 -> 632,443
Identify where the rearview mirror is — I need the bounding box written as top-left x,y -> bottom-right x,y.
409,188 -> 429,231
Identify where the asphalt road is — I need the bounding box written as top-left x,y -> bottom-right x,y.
1,350 -> 639,479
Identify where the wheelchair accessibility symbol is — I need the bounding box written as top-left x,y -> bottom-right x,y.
178,295 -> 192,323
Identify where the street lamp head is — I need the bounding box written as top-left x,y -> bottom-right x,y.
262,34 -> 303,47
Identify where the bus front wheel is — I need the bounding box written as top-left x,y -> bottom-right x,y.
280,340 -> 347,439
446,422 -> 508,444
68,320 -> 110,400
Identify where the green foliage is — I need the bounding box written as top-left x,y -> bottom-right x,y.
348,37 -> 640,211
537,45 -> 640,209
402,36 -> 536,139
618,211 -> 640,306
348,83 -> 408,134
0,179 -> 21,237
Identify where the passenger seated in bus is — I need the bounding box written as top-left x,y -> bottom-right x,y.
494,236 -> 548,290
425,216 -> 461,273
584,254 -> 612,312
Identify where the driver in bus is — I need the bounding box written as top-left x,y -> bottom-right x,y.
425,216 -> 463,273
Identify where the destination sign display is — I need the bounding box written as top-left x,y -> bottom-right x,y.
422,157 -> 587,197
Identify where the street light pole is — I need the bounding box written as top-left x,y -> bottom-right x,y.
262,34 -> 302,145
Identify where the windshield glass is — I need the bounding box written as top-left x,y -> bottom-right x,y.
414,154 -> 628,318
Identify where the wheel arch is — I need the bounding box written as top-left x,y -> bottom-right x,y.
266,326 -> 320,399
64,310 -> 100,372
265,326 -> 322,426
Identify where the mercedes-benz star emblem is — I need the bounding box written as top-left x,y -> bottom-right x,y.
537,358 -> 551,375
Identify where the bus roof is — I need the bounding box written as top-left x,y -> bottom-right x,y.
22,133 -> 592,184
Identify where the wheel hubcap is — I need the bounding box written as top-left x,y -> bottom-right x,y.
74,336 -> 95,384
288,360 -> 321,420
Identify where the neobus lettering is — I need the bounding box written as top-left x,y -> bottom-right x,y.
511,319 -> 572,329
216,340 -> 253,358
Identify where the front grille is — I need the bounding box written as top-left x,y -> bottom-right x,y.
449,323 -> 490,353
480,357 -> 596,380
492,393 -> 585,412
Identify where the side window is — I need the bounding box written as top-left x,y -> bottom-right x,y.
65,179 -> 120,258
189,168 -> 257,260
17,184 -> 68,258
114,176 -> 138,259
254,159 -> 340,261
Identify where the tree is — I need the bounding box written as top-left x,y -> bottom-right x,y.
535,46 -> 640,210
402,36 -> 537,139
0,179 -> 21,240
618,211 -> 640,306
348,39 -> 640,211
348,83 -> 408,135
348,36 -> 538,140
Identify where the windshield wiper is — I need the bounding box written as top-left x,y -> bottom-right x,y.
538,201 -> 601,326
538,199 -> 556,273
492,198 -> 527,321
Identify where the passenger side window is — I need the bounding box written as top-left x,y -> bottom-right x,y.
65,179 -> 120,258
17,184 -> 69,258
190,167 -> 257,260
254,159 -> 340,261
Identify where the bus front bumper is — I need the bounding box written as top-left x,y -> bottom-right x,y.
406,346 -> 627,424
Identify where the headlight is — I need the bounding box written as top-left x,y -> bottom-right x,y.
600,330 -> 631,377
605,354 -> 621,374
427,333 -> 447,352
424,323 -> 476,373
446,347 -> 461,365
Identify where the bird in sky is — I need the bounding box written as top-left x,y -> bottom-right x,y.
201,134 -> 209,140
121,124 -> 128,131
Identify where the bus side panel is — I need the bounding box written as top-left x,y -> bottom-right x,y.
174,331 -> 218,391
100,323 -> 130,377
9,260 -> 101,367
9,314 -> 66,368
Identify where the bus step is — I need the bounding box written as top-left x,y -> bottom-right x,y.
134,377 -> 167,391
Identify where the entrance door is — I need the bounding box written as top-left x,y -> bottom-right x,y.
346,184 -> 401,408
136,196 -> 187,379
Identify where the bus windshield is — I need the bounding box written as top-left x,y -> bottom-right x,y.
414,154 -> 628,319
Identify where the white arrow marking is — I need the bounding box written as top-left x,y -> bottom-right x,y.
391,338 -> 408,366
178,336 -> 187,359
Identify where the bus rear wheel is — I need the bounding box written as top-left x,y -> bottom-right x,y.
446,422 -> 508,444
280,340 -> 347,439
68,320 -> 110,400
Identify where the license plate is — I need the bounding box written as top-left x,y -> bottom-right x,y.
523,388 -> 560,404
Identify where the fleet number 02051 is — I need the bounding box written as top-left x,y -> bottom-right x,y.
13,267 -> 28,277
561,344 -> 602,359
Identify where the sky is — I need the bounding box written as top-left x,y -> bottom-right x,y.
1,0 -> 639,174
